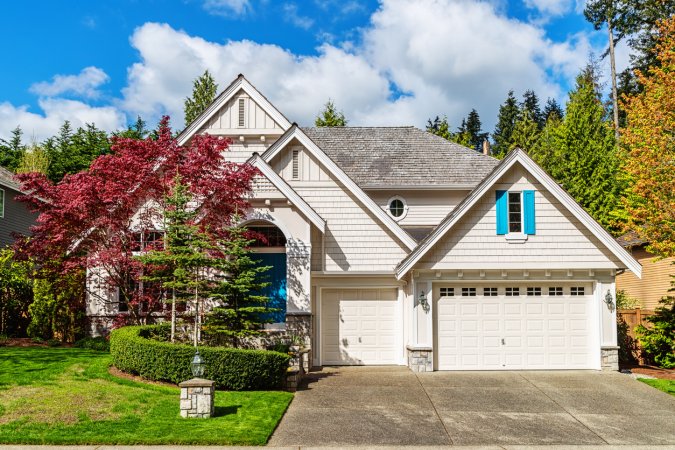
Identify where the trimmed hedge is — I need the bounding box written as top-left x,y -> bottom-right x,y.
110,325 -> 290,390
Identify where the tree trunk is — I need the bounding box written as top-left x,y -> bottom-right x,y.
170,288 -> 176,343
607,14 -> 620,141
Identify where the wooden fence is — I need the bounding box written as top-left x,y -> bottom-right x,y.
617,308 -> 655,364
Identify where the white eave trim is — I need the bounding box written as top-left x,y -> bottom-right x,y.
261,126 -> 417,251
177,75 -> 292,146
249,155 -> 326,233
396,148 -> 642,279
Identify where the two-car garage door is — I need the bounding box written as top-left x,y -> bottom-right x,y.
435,283 -> 596,370
321,288 -> 398,365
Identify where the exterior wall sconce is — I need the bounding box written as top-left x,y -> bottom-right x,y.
418,290 -> 430,313
604,290 -> 615,312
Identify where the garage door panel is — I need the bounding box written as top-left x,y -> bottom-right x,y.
436,284 -> 594,370
321,288 -> 398,365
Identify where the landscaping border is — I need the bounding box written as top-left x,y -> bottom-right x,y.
110,325 -> 290,390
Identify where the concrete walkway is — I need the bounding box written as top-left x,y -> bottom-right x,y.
269,366 -> 675,447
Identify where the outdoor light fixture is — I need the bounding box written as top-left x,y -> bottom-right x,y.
419,290 -> 430,313
191,350 -> 205,378
604,290 -> 615,312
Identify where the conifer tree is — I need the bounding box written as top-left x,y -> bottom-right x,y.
461,109 -> 488,152
184,70 -> 219,126
492,91 -> 520,158
426,116 -> 453,141
509,108 -> 540,154
315,99 -> 347,127
0,126 -> 26,171
44,122 -> 110,182
203,219 -> 274,348
543,98 -> 564,122
522,90 -> 544,129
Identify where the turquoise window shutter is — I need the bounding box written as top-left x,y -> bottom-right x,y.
496,190 -> 507,235
523,190 -> 536,235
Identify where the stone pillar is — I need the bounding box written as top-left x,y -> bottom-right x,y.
601,346 -> 619,371
406,345 -> 433,372
179,378 -> 215,418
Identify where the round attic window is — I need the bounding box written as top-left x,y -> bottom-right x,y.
387,196 -> 407,220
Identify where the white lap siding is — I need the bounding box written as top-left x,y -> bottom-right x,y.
419,165 -> 623,270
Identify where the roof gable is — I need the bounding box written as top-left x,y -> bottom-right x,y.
261,125 -> 418,251
396,149 -> 642,279
177,74 -> 292,146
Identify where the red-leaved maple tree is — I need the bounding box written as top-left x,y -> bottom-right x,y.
15,117 -> 258,327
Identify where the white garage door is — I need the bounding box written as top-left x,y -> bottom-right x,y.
321,288 -> 398,365
435,284 -> 595,370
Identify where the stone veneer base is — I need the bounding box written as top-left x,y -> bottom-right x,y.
179,378 -> 215,418
407,345 -> 433,372
601,346 -> 620,371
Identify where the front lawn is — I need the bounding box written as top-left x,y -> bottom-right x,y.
639,378 -> 675,397
0,347 -> 292,445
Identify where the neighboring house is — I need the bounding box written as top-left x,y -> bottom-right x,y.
0,166 -> 37,248
616,231 -> 673,309
86,75 -> 642,371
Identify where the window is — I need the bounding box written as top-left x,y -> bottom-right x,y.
527,287 -> 542,296
0,188 -> 4,218
505,287 -> 520,296
248,225 -> 287,247
483,287 -> 498,296
508,192 -> 522,233
387,196 -> 407,220
238,98 -> 245,127
131,231 -> 165,252
292,150 -> 299,179
462,287 -> 476,297
571,286 -> 585,296
440,287 -> 454,297
549,286 -> 563,296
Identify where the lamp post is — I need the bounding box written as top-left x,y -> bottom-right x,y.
191,350 -> 205,378
179,349 -> 214,418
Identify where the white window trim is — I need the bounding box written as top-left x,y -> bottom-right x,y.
505,190 -> 527,243
0,188 -> 4,218
386,195 -> 408,221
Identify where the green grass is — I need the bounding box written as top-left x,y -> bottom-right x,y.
639,377 -> 675,396
0,347 -> 293,445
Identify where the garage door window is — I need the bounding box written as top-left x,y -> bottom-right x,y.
571,286 -> 585,295
462,287 -> 476,296
527,287 -> 542,296
549,286 -> 563,296
483,287 -> 498,296
505,287 -> 520,296
440,287 -> 454,297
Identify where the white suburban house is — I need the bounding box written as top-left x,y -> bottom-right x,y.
87,75 -> 641,372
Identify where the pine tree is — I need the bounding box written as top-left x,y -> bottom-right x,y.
0,126 -> 26,171
492,91 -> 520,158
136,175 -> 216,343
509,108 -> 541,154
315,99 -> 347,127
522,90 -> 544,129
463,109 -> 488,152
184,70 -> 219,126
543,98 -> 564,122
114,116 -> 150,140
453,119 -> 473,147
44,122 -> 110,182
203,220 -> 274,348
426,116 -> 453,141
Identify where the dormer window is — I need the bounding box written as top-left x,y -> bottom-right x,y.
387,196 -> 407,221
496,190 -> 536,237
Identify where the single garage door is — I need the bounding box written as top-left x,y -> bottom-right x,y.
321,288 -> 398,365
435,283 -> 595,370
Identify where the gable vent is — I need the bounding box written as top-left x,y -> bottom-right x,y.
238,98 -> 245,127
292,150 -> 299,179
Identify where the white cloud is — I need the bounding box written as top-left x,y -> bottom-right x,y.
523,0 -> 573,16
202,0 -> 251,16
282,3 -> 314,30
0,98 -> 125,141
30,66 -> 110,99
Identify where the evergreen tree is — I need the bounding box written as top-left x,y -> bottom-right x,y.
203,220 -> 274,348
522,90 -> 544,129
509,108 -> 541,154
537,65 -> 624,232
44,122 -> 110,182
492,90 -> 520,158
453,118 -> 473,147
543,98 -> 564,122
426,116 -> 453,141
0,126 -> 26,171
136,175 -> 216,343
462,109 -> 488,152
114,116 -> 150,140
315,99 -> 347,127
16,142 -> 49,175
184,70 -> 218,126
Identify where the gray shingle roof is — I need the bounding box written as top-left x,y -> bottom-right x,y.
0,166 -> 22,192
302,126 -> 498,188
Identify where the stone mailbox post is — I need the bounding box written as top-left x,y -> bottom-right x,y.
179,378 -> 215,418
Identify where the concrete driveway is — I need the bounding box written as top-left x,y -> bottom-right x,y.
269,366 -> 675,447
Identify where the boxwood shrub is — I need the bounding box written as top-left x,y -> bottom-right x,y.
110,325 -> 290,390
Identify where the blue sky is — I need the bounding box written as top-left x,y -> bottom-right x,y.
0,0 -> 622,141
